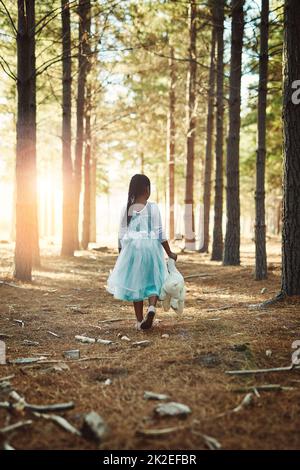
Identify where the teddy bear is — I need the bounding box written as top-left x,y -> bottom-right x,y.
159,258 -> 185,314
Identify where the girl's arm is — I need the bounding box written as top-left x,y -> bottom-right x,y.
162,240 -> 177,261
153,203 -> 177,260
118,206 -> 127,253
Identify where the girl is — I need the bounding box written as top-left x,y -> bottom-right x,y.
107,174 -> 177,330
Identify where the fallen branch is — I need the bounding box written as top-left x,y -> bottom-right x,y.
0,401 -> 10,409
248,292 -> 286,310
0,281 -> 27,289
9,391 -> 75,413
98,318 -> 124,323
136,426 -> 186,438
184,273 -> 211,280
0,420 -> 32,434
233,393 -> 254,412
0,375 -> 15,382
48,331 -> 60,338
33,412 -> 81,436
191,430 -> 221,450
233,384 -> 294,393
225,363 -> 299,375
37,356 -> 114,364
3,441 -> 15,450
9,356 -> 47,364
206,305 -> 234,312
24,402 -> 75,412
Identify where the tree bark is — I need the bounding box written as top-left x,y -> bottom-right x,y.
61,0 -> 75,257
199,16 -> 216,253
14,0 -> 37,281
82,87 -> 92,249
74,0 -> 90,250
184,0 -> 197,250
211,0 -> 225,261
168,46 -> 176,241
81,0 -> 92,251
282,0 -> 300,295
223,0 -> 245,266
89,154 -> 97,243
255,0 -> 269,280
28,1 -> 40,268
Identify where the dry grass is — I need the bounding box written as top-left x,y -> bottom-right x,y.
0,239 -> 300,450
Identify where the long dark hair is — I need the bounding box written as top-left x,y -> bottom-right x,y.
126,174 -> 151,225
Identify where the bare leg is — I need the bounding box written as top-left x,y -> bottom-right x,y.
141,295 -> 158,330
148,295 -> 158,307
133,301 -> 143,322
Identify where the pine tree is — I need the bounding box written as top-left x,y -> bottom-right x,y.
223,0 -> 245,266
255,0 -> 269,280
184,0 -> 197,250
211,0 -> 225,261
14,0 -> 38,281
61,0 -> 74,257
199,7 -> 216,253
282,0 -> 300,295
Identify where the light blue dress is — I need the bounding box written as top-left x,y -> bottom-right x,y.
107,201 -> 168,302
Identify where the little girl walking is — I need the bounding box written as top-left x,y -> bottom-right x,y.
107,174 -> 177,330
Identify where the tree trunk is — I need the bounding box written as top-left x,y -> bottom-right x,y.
82,87 -> 92,250
89,154 -> 97,243
282,0 -> 300,295
255,0 -> 269,280
223,0 -> 245,266
211,0 -> 225,261
28,1 -> 40,268
74,0 -> 90,250
14,0 -> 37,281
61,0 -> 75,256
81,1 -> 92,251
168,46 -> 176,241
199,17 -> 216,253
184,0 -> 197,250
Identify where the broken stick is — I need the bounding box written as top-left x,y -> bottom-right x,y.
225,363 -> 299,375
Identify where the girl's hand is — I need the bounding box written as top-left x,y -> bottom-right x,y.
169,252 -> 177,261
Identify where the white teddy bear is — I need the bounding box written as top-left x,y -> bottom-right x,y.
159,258 -> 185,314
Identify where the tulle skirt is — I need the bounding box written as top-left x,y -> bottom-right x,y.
107,237 -> 168,302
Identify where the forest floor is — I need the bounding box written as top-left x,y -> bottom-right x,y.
1,238 -> 300,450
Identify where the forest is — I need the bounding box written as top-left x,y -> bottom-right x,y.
0,0 -> 300,454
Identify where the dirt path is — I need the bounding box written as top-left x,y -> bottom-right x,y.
1,240 -> 300,450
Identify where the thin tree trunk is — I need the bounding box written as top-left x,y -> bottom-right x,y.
89,154 -> 97,243
211,0 -> 225,261
282,0 -> 300,295
61,0 -> 74,256
14,0 -> 37,281
223,0 -> 245,266
81,0 -> 92,251
74,0 -> 90,250
199,18 -> 216,253
82,88 -> 92,249
255,0 -> 269,280
168,46 -> 176,241
184,0 -> 197,250
28,0 -> 40,268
